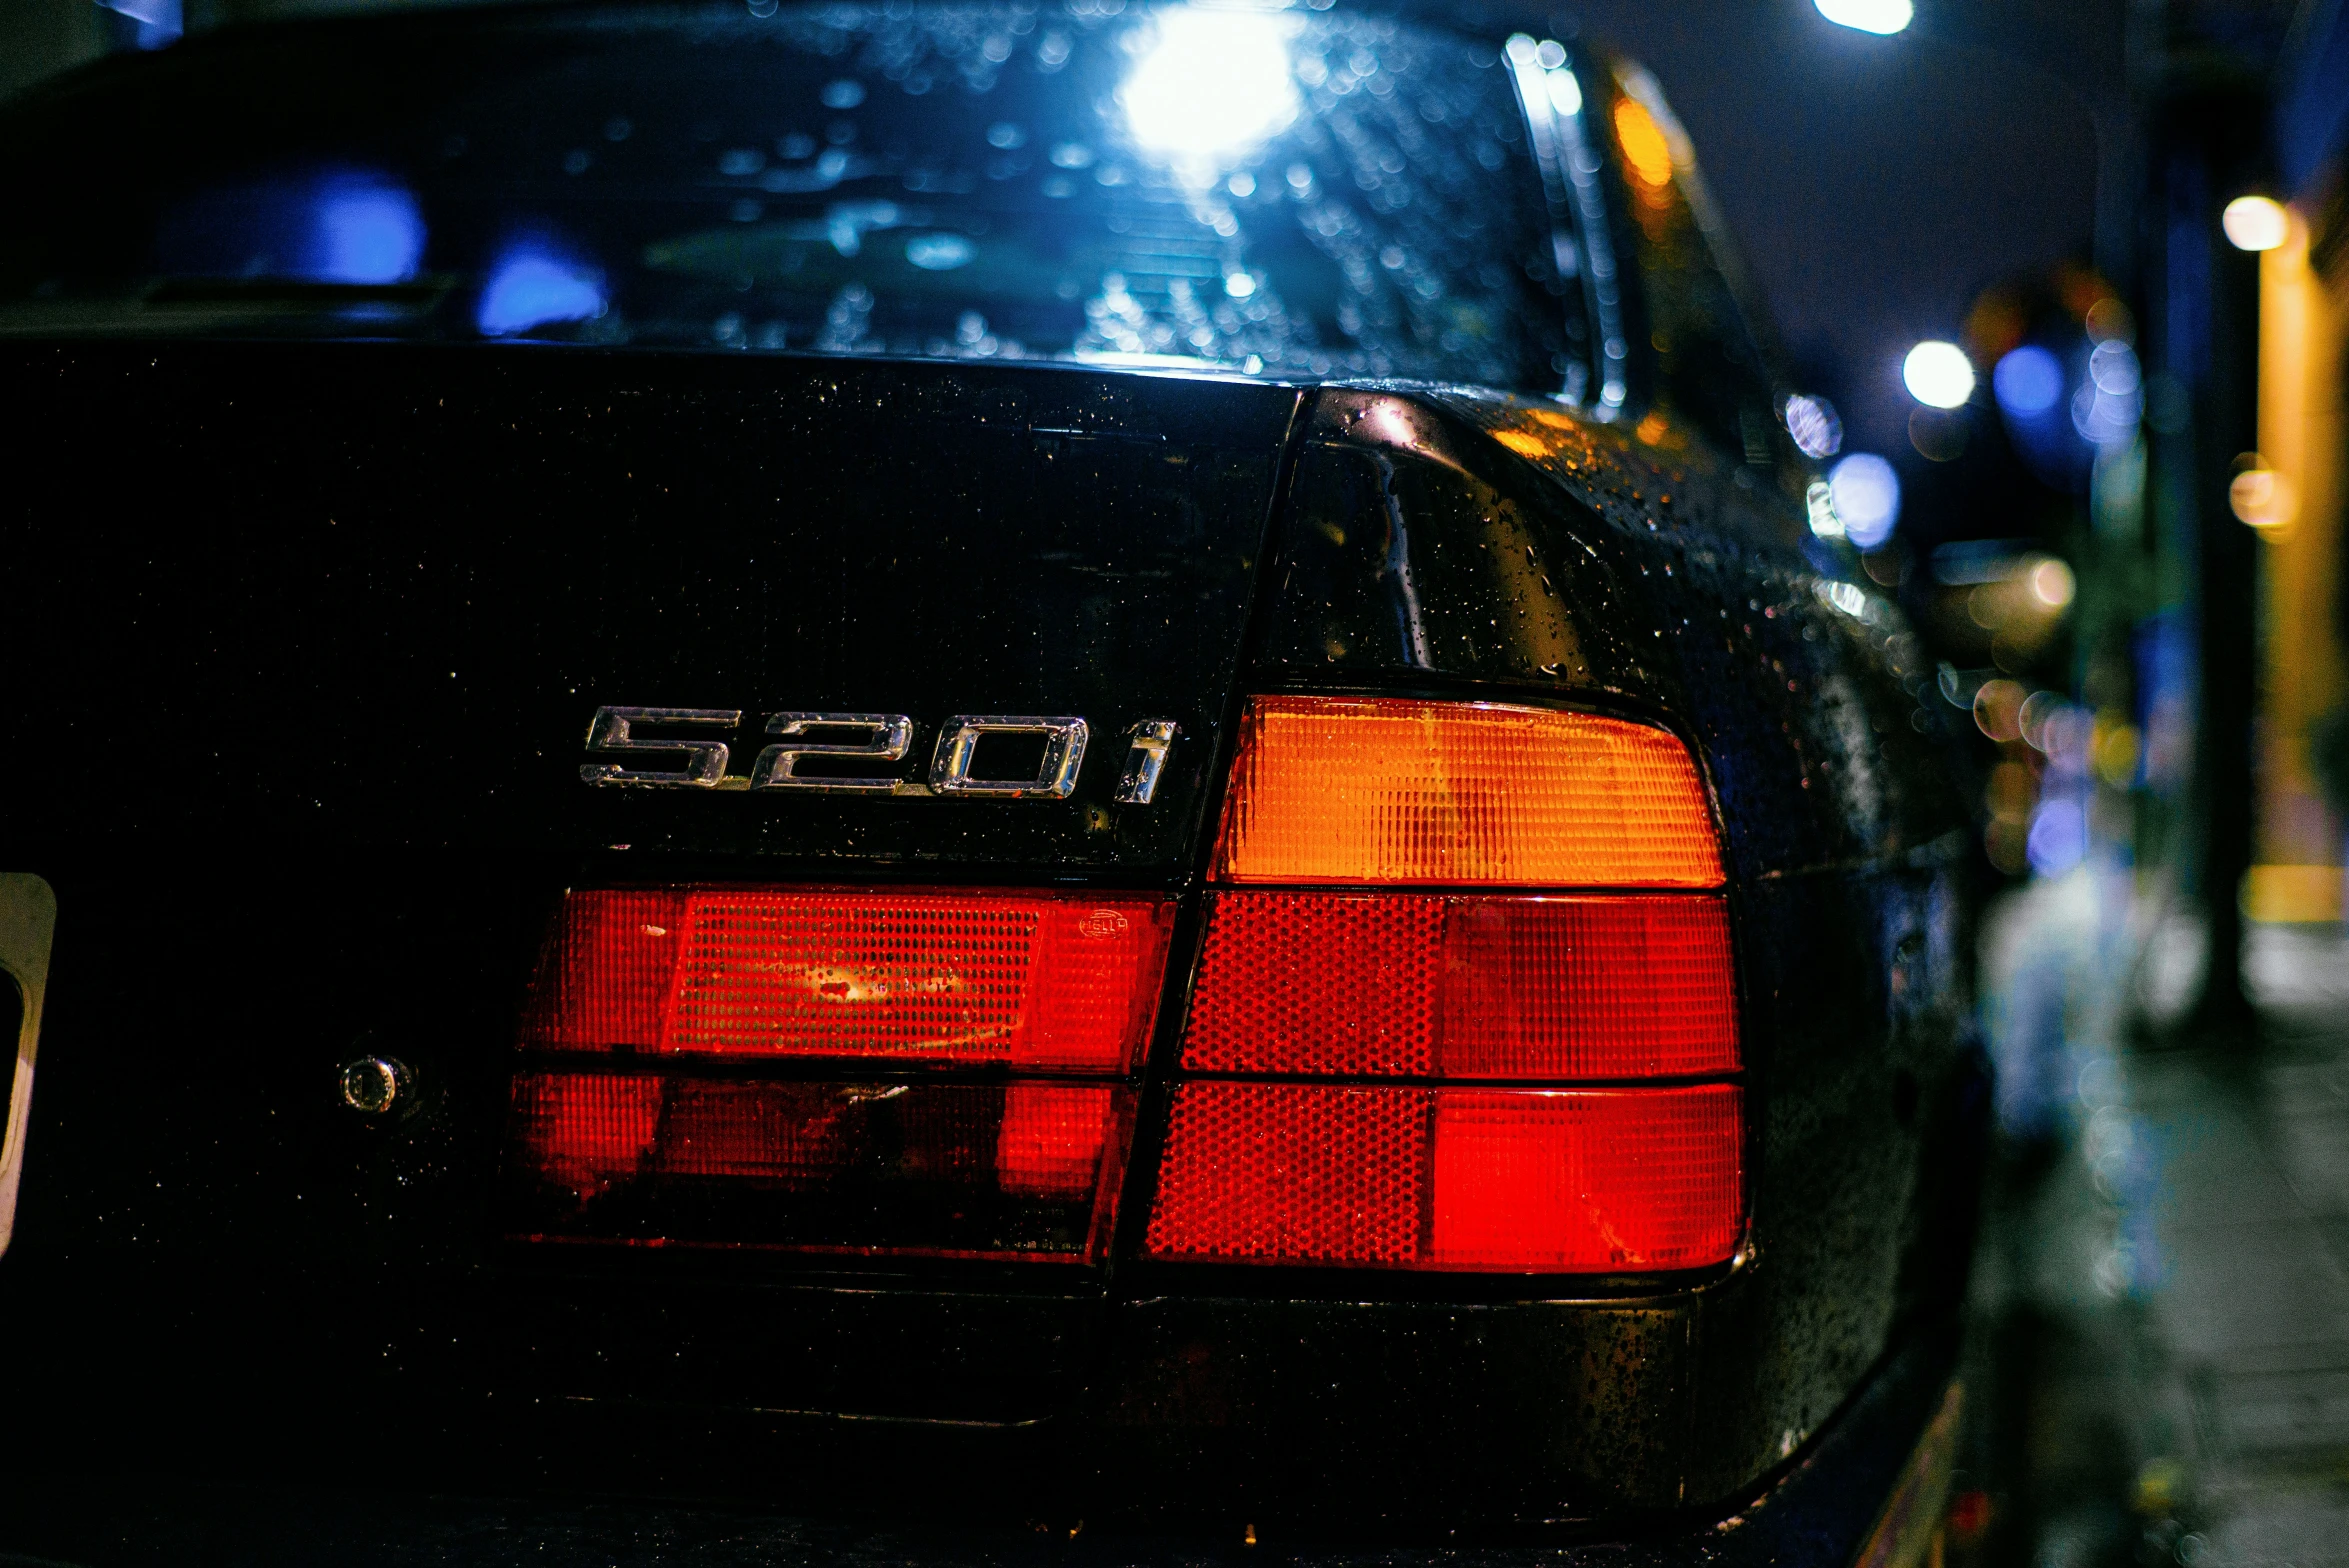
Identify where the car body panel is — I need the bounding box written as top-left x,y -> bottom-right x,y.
0,1 -> 1987,1553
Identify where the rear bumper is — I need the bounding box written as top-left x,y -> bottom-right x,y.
0,1315 -> 1958,1568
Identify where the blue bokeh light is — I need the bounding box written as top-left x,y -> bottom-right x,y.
314,181 -> 425,284
905,233 -> 976,271
1827,453 -> 1902,550
2026,797 -> 2087,878
1993,345 -> 2064,418
477,247 -> 606,336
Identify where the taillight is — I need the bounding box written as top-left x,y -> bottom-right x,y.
1214,695 -> 1722,886
505,887 -> 1172,1262
522,887 -> 1168,1071
1144,697 -> 1742,1274
1180,892 -> 1737,1079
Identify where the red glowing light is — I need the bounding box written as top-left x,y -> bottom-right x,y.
1181,892 -> 1737,1079
524,887 -> 1173,1071
1144,1082 -> 1741,1272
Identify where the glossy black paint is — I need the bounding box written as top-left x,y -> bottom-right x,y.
0,342 -> 1980,1541
0,344 -> 1302,1475
0,1314 -> 1962,1564
0,5 -> 1985,1554
0,343 -> 1295,873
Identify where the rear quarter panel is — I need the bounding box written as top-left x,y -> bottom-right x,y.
1200,384 -> 1978,1512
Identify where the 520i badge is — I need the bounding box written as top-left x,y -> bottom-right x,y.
578,706 -> 1180,804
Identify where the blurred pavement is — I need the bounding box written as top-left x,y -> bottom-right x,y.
1965,872 -> 2349,1568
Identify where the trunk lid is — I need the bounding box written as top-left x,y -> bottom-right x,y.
0,342 -> 1297,1453
4,344 -> 1296,869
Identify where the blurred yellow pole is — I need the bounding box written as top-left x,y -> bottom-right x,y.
2249,208 -> 2348,919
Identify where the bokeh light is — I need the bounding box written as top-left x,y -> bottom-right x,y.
1993,345 -> 2064,418
904,233 -> 975,271
1973,678 -> 2028,743
2072,338 -> 2142,449
2221,195 -> 2289,252
478,247 -> 605,336
1828,453 -> 1901,549
1814,0 -> 1914,34
1783,393 -> 1844,459
1903,340 -> 1977,409
2229,463 -> 2299,532
1612,98 -> 1675,190
315,180 -> 424,284
2026,798 -> 2088,878
1805,479 -> 1845,540
1123,8 -> 1301,163
2029,557 -> 2078,609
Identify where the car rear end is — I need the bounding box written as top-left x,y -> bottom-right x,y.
0,3 -> 1983,1558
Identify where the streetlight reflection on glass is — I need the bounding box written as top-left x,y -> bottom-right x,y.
1122,7 -> 1301,165
1814,0 -> 1915,35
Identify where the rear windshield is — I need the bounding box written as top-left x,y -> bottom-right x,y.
0,2 -> 1580,391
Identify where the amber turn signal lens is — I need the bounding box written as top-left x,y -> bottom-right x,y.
1212,697 -> 1722,887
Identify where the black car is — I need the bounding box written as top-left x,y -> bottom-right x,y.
0,4 -> 1984,1563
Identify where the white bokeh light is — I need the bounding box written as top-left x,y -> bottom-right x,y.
1903,340 -> 1977,409
2221,195 -> 2289,252
1123,8 -> 1301,163
1783,393 -> 1844,459
1814,0 -> 1914,35
1828,453 -> 1902,550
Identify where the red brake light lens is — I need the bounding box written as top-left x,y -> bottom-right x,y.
510,1072 -> 1131,1259
1181,891 -> 1737,1079
1146,696 -> 1745,1276
1143,1082 -> 1742,1271
524,887 -> 1174,1072
506,885 -> 1171,1263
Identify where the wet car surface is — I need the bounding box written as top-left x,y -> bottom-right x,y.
0,4 -> 1985,1561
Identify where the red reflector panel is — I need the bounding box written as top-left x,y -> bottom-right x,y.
1143,1081 -> 1429,1265
1214,697 -> 1724,887
1144,1082 -> 1741,1271
524,888 -> 1173,1072
509,1072 -> 1129,1260
1181,893 -> 1736,1079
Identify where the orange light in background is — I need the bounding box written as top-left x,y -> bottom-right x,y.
2249,194 -> 2345,879
2230,461 -> 2299,534
1967,291 -> 2027,367
1972,679 -> 2028,743
2091,712 -> 2142,787
2085,297 -> 2136,344
2240,865 -> 2346,924
1612,97 -> 1673,191
2028,557 -> 2078,608
1213,697 -> 1723,887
